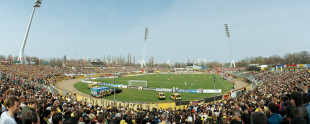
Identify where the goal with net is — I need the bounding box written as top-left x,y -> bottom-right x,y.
128,80 -> 147,87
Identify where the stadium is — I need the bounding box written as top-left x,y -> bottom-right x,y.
1,0 -> 310,124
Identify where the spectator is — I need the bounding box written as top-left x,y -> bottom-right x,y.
280,101 -> 292,117
97,114 -> 106,124
0,102 -> 2,116
303,93 -> 310,123
268,102 -> 283,124
290,116 -> 307,124
159,114 -> 167,124
187,115 -> 193,124
48,106 -> 58,124
25,111 -> 39,124
0,64 -> 309,124
72,110 -> 84,124
22,98 -> 37,124
291,92 -> 309,123
41,110 -> 51,124
63,117 -> 78,124
281,105 -> 297,124
250,112 -> 267,124
0,96 -> 20,124
230,119 -> 239,124
52,112 -> 63,124
35,104 -> 44,121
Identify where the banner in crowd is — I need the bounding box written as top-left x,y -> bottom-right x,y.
175,101 -> 190,106
158,102 -> 173,109
76,94 -> 157,110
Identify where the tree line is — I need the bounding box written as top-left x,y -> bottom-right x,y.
0,50 -> 309,67
235,51 -> 310,67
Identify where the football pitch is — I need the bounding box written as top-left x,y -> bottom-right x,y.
74,74 -> 233,102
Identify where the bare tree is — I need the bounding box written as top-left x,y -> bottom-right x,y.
298,51 -> 310,64
207,61 -> 220,68
49,58 -> 62,67
284,53 -> 297,64
263,55 -> 283,65
0,55 -> 6,61
127,53 -> 130,66
236,60 -> 248,67
30,56 -> 39,65
133,55 -> 135,65
148,56 -> 154,67
129,53 -> 132,66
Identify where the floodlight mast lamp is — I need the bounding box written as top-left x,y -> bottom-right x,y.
17,0 -> 42,64
225,24 -> 235,68
141,28 -> 148,68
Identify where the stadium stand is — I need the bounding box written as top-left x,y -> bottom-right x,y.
0,64 -> 309,124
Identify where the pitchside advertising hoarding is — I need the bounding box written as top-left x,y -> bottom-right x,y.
285,64 -> 297,68
277,64 -> 310,68
155,88 -> 221,93
155,88 -> 172,92
202,89 -> 222,93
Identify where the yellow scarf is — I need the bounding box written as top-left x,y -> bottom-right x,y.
27,104 -> 34,110
43,117 -> 51,124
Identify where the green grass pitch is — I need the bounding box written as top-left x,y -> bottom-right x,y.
74,74 -> 233,102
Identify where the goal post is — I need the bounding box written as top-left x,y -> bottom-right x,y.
128,80 -> 147,87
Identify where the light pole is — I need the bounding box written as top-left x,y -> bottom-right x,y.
113,73 -> 116,107
214,75 -> 216,102
140,28 -> 148,68
17,0 -> 42,64
224,24 -> 235,68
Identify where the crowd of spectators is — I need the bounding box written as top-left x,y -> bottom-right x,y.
0,64 -> 173,82
0,63 -> 310,124
62,62 -> 174,75
0,64 -> 62,83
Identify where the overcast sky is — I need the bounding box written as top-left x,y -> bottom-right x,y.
0,0 -> 309,64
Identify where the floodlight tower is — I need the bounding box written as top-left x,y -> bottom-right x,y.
17,0 -> 42,64
203,58 -> 207,66
140,28 -> 148,68
224,24 -> 235,68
